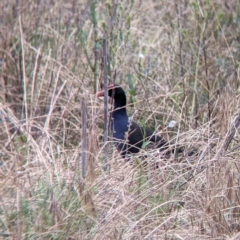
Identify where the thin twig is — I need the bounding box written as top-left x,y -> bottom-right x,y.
81,98 -> 87,178
103,38 -> 109,173
19,16 -> 28,127
223,113 -> 240,151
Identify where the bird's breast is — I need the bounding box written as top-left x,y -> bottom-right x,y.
111,115 -> 129,140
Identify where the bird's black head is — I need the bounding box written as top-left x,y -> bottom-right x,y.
97,84 -> 127,108
108,84 -> 125,99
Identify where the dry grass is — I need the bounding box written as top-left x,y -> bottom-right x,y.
0,0 -> 240,239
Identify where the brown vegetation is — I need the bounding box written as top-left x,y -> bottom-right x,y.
0,0 -> 240,239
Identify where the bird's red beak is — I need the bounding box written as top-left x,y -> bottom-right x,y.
96,83 -> 115,97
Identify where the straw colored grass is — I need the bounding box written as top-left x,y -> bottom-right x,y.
0,0 -> 240,239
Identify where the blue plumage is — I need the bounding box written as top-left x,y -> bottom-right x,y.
97,84 -> 169,158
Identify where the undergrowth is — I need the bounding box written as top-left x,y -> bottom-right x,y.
0,0 -> 240,239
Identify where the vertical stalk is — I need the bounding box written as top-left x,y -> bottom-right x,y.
81,98 -> 87,178
91,0 -> 98,93
103,39 -> 109,173
191,16 -> 206,127
19,16 -> 28,126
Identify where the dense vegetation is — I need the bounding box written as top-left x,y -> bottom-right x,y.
0,0 -> 240,239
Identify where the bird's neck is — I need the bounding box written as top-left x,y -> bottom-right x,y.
112,101 -> 127,117
111,103 -> 128,140
112,97 -> 126,113
110,97 -> 128,139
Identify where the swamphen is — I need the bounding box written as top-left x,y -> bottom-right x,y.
97,84 -> 170,158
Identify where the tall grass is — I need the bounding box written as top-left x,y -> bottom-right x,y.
0,0 -> 240,239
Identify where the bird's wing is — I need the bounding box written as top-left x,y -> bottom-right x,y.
129,121 -> 169,150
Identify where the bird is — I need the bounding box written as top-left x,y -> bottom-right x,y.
97,83 -> 172,159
